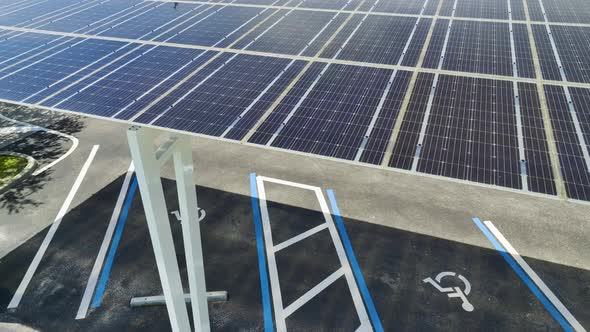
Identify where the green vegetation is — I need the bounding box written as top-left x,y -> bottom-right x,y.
0,154 -> 28,185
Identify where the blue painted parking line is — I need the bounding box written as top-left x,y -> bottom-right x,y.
327,189 -> 384,332
471,217 -> 573,332
90,176 -> 138,308
250,173 -> 274,332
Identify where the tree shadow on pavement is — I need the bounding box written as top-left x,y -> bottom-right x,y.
0,104 -> 85,213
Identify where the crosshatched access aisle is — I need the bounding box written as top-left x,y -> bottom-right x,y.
0,0 -> 590,202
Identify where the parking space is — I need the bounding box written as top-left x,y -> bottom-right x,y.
0,107 -> 589,331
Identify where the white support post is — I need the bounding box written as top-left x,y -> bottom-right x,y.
173,135 -> 210,332
127,126 -> 191,332
127,126 -> 224,331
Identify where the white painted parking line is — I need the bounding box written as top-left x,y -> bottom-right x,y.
256,175 -> 371,332
255,177 -> 287,331
75,162 -> 134,320
282,267 -> 345,317
483,220 -> 586,332
7,145 -> 100,309
273,223 -> 328,252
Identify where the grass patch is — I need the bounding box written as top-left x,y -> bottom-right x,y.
0,154 -> 28,186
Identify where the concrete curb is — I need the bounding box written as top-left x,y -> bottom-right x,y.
0,152 -> 37,195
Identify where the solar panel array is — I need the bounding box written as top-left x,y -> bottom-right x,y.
1,0 -> 590,202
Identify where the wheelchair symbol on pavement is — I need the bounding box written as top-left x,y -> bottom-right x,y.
423,271 -> 474,312
170,208 -> 206,223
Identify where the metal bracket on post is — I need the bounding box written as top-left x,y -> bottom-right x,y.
127,126 -> 226,332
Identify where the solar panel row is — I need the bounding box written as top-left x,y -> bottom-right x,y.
1,0 -> 590,202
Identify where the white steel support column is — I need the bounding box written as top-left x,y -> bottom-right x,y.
173,135 -> 210,331
127,125 -> 212,332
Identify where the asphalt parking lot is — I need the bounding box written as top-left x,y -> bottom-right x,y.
0,104 -> 589,331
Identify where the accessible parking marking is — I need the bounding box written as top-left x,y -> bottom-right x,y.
253,175 -> 378,331
472,217 -> 584,332
91,176 -> 138,309
76,162 -> 135,319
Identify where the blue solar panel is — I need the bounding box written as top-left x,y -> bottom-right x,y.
156,6 -> 268,46
236,10 -> 339,55
138,54 -> 297,136
332,16 -> 429,66
1,0 -> 590,201
257,64 -> 394,160
545,85 -> 590,201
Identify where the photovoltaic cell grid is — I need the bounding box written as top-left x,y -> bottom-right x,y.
1,0 -> 590,202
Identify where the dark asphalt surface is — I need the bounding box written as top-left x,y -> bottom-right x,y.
1,173 -> 588,331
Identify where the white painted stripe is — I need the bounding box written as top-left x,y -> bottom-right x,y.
410,0 -> 457,171
75,162 -> 134,320
273,223 -> 328,252
256,175 -> 371,331
537,0 -> 590,174
256,174 -> 320,191
483,220 -> 586,332
355,320 -> 373,332
354,0 -> 430,161
147,0 -> 302,125
32,129 -> 79,176
282,267 -> 344,317
313,186 -> 371,328
7,145 -> 100,309
255,176 -> 287,332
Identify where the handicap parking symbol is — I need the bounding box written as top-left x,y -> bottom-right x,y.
170,208 -> 206,222
423,271 -> 474,312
